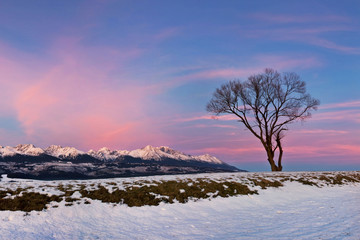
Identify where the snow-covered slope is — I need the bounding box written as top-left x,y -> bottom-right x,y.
193,154 -> 223,164
15,144 -> 45,156
127,145 -> 223,164
0,146 -> 18,157
0,144 -> 45,157
45,145 -> 85,159
88,147 -> 126,161
0,172 -> 359,240
128,145 -> 186,160
0,144 -> 224,164
88,145 -> 224,164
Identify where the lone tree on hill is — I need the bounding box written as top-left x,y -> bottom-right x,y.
206,68 -> 320,171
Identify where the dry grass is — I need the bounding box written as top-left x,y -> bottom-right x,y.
80,180 -> 258,206
0,171 -> 359,211
0,191 -> 62,212
248,178 -> 283,189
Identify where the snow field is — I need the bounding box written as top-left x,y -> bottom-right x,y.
0,171 -> 359,239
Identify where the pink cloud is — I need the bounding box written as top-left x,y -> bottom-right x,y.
334,144 -> 360,155
283,144 -> 360,161
188,67 -> 263,80
192,135 -> 358,159
312,109 -> 360,123
0,38 -> 168,151
181,136 -> 360,164
15,82 -> 58,136
188,124 -> 237,129
303,100 -> 360,124
211,124 -> 238,129
174,114 -> 238,123
293,129 -> 348,135
320,100 -> 360,110
191,146 -> 263,155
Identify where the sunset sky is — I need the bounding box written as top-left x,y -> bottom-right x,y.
0,1 -> 359,171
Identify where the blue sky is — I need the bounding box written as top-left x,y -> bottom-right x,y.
0,0 -> 359,171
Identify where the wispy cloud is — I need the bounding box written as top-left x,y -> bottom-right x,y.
248,29 -> 360,54
253,55 -> 323,69
191,146 -> 264,155
334,144 -> 360,155
320,100 -> 360,110
305,37 -> 360,54
153,27 -> 181,41
308,100 -> 360,123
189,124 -> 238,129
244,13 -> 360,54
293,129 -> 348,135
285,144 -> 360,158
250,13 -> 350,24
183,67 -> 262,80
313,109 -> 360,123
168,55 -> 322,87
174,114 -> 238,123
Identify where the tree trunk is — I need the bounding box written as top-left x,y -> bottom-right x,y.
277,150 -> 283,171
276,136 -> 283,171
267,150 -> 282,171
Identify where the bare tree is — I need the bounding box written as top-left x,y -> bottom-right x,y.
206,69 -> 320,171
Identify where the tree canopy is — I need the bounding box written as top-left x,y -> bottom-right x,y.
207,68 -> 320,171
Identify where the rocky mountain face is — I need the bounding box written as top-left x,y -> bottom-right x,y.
0,144 -> 244,180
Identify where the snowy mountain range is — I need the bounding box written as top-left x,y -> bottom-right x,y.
0,144 -> 242,180
0,144 -> 223,164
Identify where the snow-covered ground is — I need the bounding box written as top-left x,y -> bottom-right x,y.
0,172 -> 359,240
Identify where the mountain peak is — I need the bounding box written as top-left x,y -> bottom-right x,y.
15,144 -> 44,156
194,154 -> 223,164
158,146 -> 172,152
0,144 -> 225,165
0,146 -> 18,157
99,147 -> 111,152
126,145 -> 222,164
88,147 -> 121,160
45,145 -> 84,159
142,145 -> 156,151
